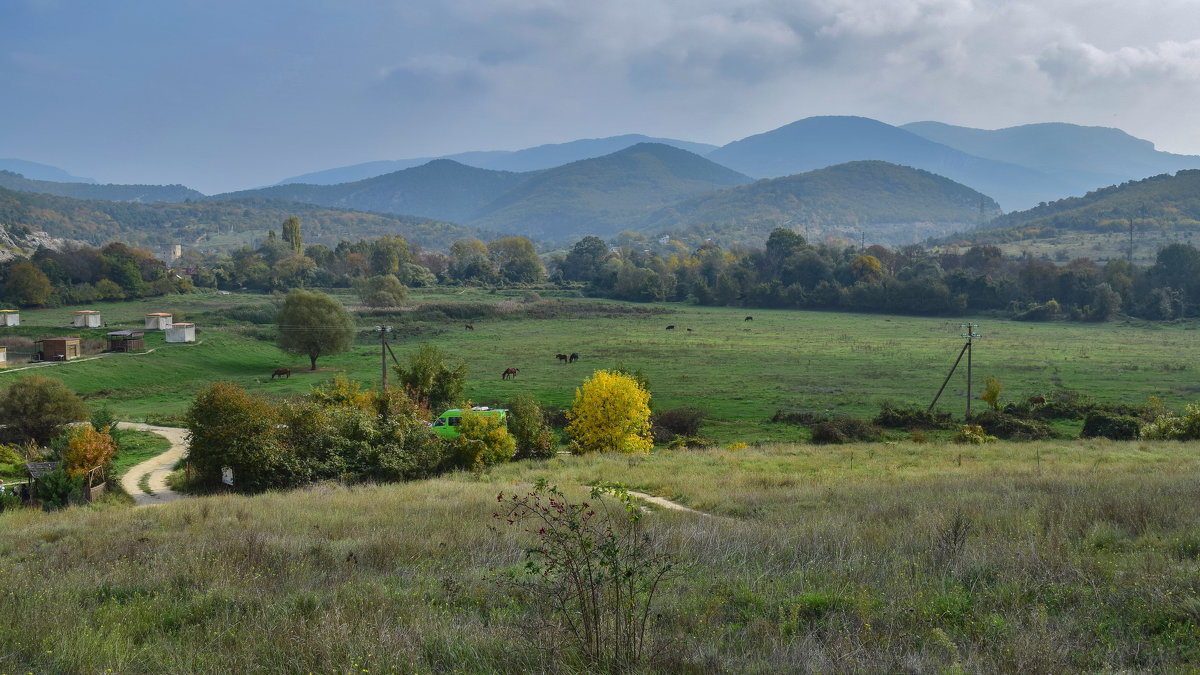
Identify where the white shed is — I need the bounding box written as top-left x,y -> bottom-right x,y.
145,313 -> 173,330
165,322 -> 195,343
73,310 -> 101,328
0,310 -> 18,326
0,346 -> 7,367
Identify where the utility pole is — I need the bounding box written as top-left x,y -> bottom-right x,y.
963,323 -> 980,419
375,325 -> 392,393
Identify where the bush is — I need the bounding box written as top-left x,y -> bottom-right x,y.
810,417 -> 882,445
1080,411 -> 1141,440
185,382 -> 286,491
448,408 -> 516,470
506,393 -> 555,460
972,410 -> 1056,440
952,424 -> 997,444
651,406 -> 706,443
770,409 -> 827,425
1141,404 -> 1200,441
873,403 -> 954,430
37,466 -> 83,510
567,370 -> 653,454
0,375 -> 89,446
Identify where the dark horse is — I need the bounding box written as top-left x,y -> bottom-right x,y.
569,352 -> 579,363
745,316 -> 753,321
271,368 -> 291,380
555,353 -> 569,363
464,322 -> 475,330
501,367 -> 520,380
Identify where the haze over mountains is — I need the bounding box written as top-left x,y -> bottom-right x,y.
4,115 -> 1200,250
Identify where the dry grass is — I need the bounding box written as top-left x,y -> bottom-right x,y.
2,440 -> 1200,672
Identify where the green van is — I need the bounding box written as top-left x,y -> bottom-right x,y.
431,407 -> 508,439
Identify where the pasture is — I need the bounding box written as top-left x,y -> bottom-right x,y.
2,439 -> 1199,671
2,288 -> 1199,442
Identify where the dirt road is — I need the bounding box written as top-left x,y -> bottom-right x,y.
116,422 -> 189,506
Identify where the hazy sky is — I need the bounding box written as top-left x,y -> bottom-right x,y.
4,0 -> 1200,193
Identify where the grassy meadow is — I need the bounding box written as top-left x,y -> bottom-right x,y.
2,440 -> 1199,671
2,288 -> 1198,443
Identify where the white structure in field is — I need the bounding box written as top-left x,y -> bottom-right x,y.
0,346 -> 6,367
0,310 -> 18,326
145,313 -> 173,330
73,310 -> 101,328
165,322 -> 195,343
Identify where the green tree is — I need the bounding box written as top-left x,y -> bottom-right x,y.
4,261 -> 53,307
353,274 -> 409,307
566,370 -> 653,454
449,408 -> 516,470
185,381 -> 285,491
561,236 -> 610,282
0,376 -> 89,445
275,289 -> 356,370
487,237 -> 545,283
281,216 -> 303,254
505,392 -> 555,459
393,343 -> 466,412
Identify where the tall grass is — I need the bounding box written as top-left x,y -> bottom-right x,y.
2,439 -> 1199,671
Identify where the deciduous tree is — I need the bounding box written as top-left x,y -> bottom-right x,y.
566,370 -> 652,454
393,343 -> 466,411
275,289 -> 356,370
62,424 -> 117,479
0,376 -> 89,445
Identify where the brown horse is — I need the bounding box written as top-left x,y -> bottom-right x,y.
555,353 -> 569,363
464,322 -> 475,330
501,367 -> 519,380
1028,395 -> 1046,405
271,368 -> 291,380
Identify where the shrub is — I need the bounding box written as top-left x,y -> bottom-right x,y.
493,482 -> 675,671
61,424 -> 117,480
980,377 -> 1003,411
506,393 -> 555,460
1141,404 -> 1200,441
811,417 -> 882,445
353,274 -> 409,308
972,410 -> 1055,440
0,375 -> 89,446
1080,411 -> 1141,440
953,424 -> 997,444
185,382 -> 286,491
448,408 -> 516,470
566,370 -> 653,454
651,406 -> 706,443
770,409 -> 827,425
37,466 -> 83,510
393,343 -> 467,412
873,403 -> 954,430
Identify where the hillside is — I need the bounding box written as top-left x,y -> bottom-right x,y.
0,170 -> 204,202
0,186 -> 476,251
467,143 -> 753,240
214,160 -> 527,224
277,134 -> 719,185
646,160 -> 1000,248
706,116 -> 1072,211
903,121 -> 1200,193
0,158 -> 95,183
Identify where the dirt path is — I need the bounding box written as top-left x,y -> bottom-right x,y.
116,422 -> 189,507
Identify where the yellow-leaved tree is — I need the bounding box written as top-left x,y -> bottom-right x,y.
566,370 -> 652,454
450,408 -> 516,470
62,423 -> 117,479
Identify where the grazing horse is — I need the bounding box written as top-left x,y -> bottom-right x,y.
569,352 -> 579,363
665,325 -> 675,330
271,368 -> 291,380
1028,395 -> 1046,405
501,367 -> 519,380
745,316 -> 753,321
555,353 -> 569,363
464,322 -> 475,330
686,328 -> 693,332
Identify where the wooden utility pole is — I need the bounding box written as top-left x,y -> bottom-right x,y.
375,325 -> 392,393
928,322 -> 981,419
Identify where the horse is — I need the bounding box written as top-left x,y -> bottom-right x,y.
556,353 -> 569,363
569,352 -> 579,363
745,316 -> 753,321
464,323 -> 475,330
271,368 -> 291,380
501,367 -> 519,380
1028,395 -> 1046,405
666,325 -> 675,330
686,328 -> 694,332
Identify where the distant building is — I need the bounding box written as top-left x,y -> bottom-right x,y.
72,310 -> 101,328
165,322 -> 196,343
0,310 -> 19,327
106,330 -> 145,353
0,346 -> 7,367
145,313 -> 173,330
36,337 -> 81,361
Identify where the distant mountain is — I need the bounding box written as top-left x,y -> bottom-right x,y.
0,170 -> 204,203
706,116 -> 1074,211
214,160 -> 528,223
276,134 -> 718,185
0,159 -> 95,183
0,185 -> 476,251
902,121 -> 1200,197
467,143 -> 752,240
645,160 -> 1000,248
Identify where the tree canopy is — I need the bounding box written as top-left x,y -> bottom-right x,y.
275,289 -> 356,370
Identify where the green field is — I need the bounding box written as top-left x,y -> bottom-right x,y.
3,289 -> 1198,442
2,440 -> 1199,671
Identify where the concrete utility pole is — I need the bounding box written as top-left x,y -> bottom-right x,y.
928,322 -> 982,419
375,325 -> 392,392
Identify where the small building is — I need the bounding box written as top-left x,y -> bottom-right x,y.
0,310 -> 19,326
73,310 -> 102,328
165,322 -> 196,343
145,313 -> 173,330
25,462 -> 61,503
36,337 -> 82,361
0,346 -> 6,367
106,330 -> 145,352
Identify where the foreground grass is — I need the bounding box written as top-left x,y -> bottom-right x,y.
2,440 -> 1199,672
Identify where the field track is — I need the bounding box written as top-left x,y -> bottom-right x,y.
115,422 -> 188,506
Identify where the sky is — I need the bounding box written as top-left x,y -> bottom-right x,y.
4,0 -> 1200,194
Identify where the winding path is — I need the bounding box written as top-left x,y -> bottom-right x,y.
116,422 -> 189,506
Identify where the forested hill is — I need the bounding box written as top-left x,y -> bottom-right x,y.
0,170 -> 204,203
468,143 -> 753,240
0,186 -> 477,251
644,161 -> 1000,248
211,160 -> 528,224
959,170 -> 1200,244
